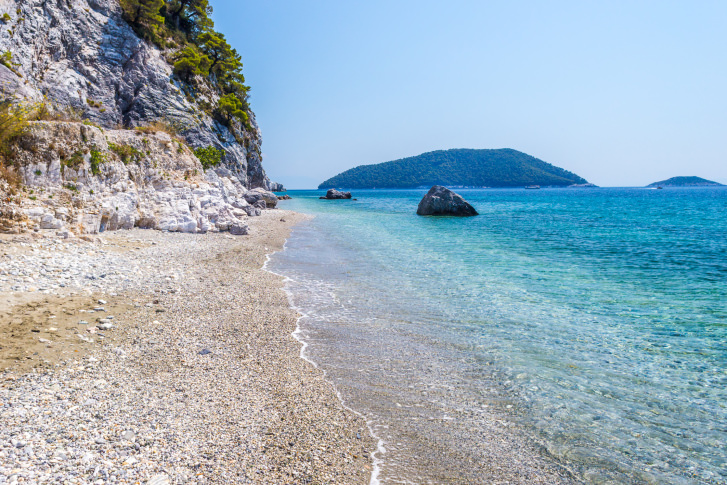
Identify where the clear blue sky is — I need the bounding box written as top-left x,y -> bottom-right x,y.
213,1 -> 727,189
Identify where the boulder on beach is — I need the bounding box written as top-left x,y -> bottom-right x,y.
244,188 -> 278,208
416,186 -> 478,216
320,189 -> 352,200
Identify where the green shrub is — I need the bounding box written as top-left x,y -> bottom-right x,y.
173,45 -> 210,82
0,98 -> 31,183
119,0 -> 165,41
193,145 -> 221,170
89,146 -> 106,175
0,51 -> 21,77
34,169 -> 41,176
1,13 -> 10,23
61,150 -> 85,170
109,142 -> 143,164
216,93 -> 248,125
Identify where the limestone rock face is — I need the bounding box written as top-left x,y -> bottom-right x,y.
0,0 -> 277,190
246,187 -> 278,208
10,121 -> 260,234
320,189 -> 352,200
416,186 -> 478,216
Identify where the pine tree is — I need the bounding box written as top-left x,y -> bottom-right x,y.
166,0 -> 213,35
173,45 -> 212,82
197,31 -> 242,77
120,0 -> 164,32
217,93 -> 248,124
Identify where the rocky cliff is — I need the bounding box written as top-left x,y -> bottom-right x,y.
0,0 -> 282,235
4,120 -> 280,235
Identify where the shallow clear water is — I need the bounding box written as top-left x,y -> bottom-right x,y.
269,187 -> 727,484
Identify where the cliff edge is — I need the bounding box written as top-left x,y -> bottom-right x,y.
0,0 -> 282,235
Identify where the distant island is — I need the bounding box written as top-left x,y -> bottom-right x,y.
647,176 -> 724,187
318,149 -> 588,189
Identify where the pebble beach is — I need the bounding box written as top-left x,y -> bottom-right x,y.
0,210 -> 376,484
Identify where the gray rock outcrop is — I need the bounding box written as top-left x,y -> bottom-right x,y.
416,186 -> 478,216
8,121 -> 260,234
0,0 -> 287,234
244,187 -> 278,208
320,189 -> 352,200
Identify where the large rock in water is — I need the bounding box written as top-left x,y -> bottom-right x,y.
320,189 -> 352,200
416,186 -> 478,216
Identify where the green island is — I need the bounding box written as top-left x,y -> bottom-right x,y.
318,148 -> 589,189
647,176 -> 724,187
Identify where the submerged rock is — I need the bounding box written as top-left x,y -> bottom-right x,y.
320,189 -> 352,200
416,186 -> 478,216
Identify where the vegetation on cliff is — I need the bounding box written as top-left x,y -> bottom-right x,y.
120,0 -> 250,129
319,148 -> 588,189
647,176 -> 723,187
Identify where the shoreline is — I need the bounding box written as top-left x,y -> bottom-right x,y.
263,243 -> 386,485
261,197 -> 581,484
0,210 -> 376,483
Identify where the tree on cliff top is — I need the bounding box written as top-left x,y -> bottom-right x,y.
166,0 -> 213,35
172,45 -> 211,82
197,31 -> 242,77
120,0 -> 165,36
119,0 -> 252,130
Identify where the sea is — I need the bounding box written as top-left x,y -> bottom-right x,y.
267,187 -> 727,484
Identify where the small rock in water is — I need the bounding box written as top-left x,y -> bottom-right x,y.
97,323 -> 113,330
78,320 -> 89,325
93,307 -> 105,312
320,189 -> 352,200
198,349 -> 212,356
98,299 -> 107,305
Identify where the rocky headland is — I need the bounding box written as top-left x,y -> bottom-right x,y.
0,0 -> 282,237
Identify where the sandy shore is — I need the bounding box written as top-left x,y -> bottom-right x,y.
0,210 -> 376,484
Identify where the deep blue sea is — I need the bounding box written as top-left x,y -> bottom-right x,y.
268,187 -> 727,484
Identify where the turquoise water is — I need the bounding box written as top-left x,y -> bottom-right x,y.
269,187 -> 727,484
